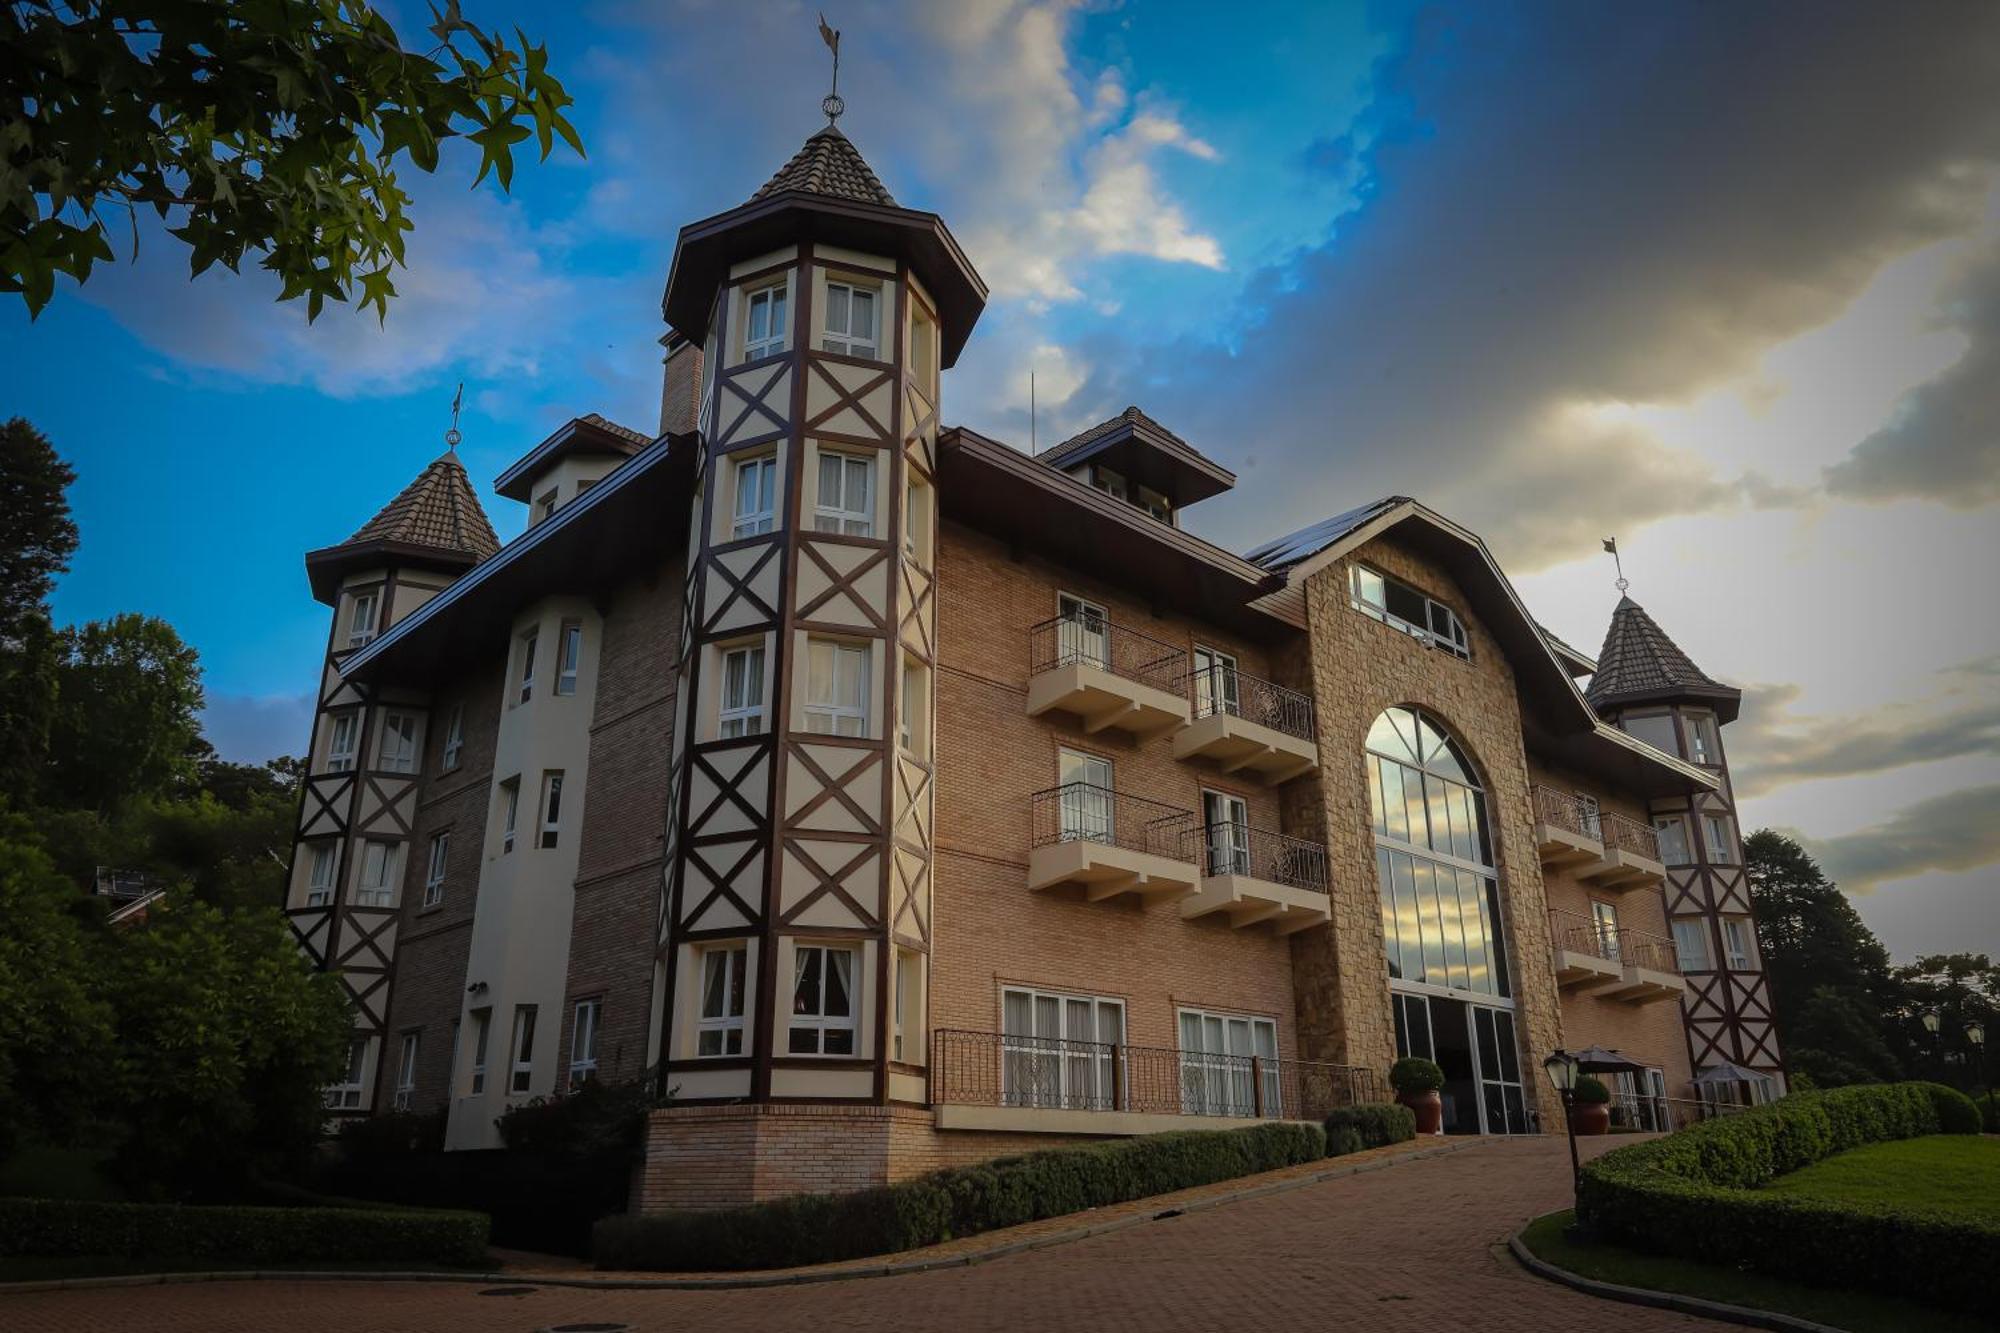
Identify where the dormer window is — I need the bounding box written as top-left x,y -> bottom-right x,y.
534,488 -> 558,523
1350,564 -> 1470,660
346,588 -> 380,647
821,280 -> 878,358
744,282 -> 788,361
1090,465 -> 1128,502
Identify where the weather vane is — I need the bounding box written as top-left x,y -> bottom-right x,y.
445,382 -> 464,451
1602,536 -> 1628,594
818,12 -> 844,125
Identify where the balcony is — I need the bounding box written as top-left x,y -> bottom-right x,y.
1180,823 -> 1331,935
1548,908 -> 1685,1005
1531,788 -> 1666,891
1171,665 -> 1319,785
931,1028 -> 1383,1134
1532,786 -> 1604,867
1028,784 -> 1199,902
1027,613 -> 1190,740
1581,812 -> 1667,891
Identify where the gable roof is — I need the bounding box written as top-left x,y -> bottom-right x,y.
1587,596 -> 1741,722
494,413 -> 653,502
1037,405 -> 1236,506
751,126 -> 897,207
1245,498 -> 1408,572
303,452 -> 500,604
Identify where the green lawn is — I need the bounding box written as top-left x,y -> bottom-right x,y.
1761,1134 -> 2000,1223
1518,1210 -> 1993,1333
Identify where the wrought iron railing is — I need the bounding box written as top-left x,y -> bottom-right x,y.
1192,821 -> 1329,892
1548,907 -> 1680,973
1599,810 -> 1662,862
1603,1094 -> 1747,1134
1031,783 -> 1198,860
1186,663 -> 1315,742
932,1028 -> 1382,1121
1029,611 -> 1189,696
1531,785 -> 1600,841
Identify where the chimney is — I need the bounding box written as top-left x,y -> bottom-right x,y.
659,333 -> 705,437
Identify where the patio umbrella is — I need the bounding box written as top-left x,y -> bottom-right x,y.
1692,1061 -> 1760,1085
1571,1045 -> 1647,1074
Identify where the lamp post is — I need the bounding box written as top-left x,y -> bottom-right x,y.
1968,1021 -> 1991,1127
1923,1008 -> 1944,1082
1543,1048 -> 1582,1204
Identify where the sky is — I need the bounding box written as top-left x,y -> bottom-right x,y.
5,0 -> 1998,964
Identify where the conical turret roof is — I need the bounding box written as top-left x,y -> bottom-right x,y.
750,126 -> 898,207
305,451 -> 501,605
1587,596 -> 1740,721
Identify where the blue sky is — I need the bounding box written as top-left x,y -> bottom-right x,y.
7,1 -> 1999,962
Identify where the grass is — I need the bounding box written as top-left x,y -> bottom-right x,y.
1519,1210 -> 1993,1333
1761,1134 -> 2000,1223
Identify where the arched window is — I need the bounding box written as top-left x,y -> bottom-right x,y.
1364,707 -> 1508,998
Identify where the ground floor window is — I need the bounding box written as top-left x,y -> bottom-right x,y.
393,1031 -> 419,1111
1001,987 -> 1123,1110
789,944 -> 858,1055
1178,1008 -> 1280,1117
1611,1068 -> 1669,1131
325,1036 -> 368,1110
1392,987 -> 1530,1134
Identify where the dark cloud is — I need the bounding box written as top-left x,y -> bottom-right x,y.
1800,784 -> 2000,892
1825,239 -> 2000,506
1098,2 -> 2000,566
1731,683 -> 2000,798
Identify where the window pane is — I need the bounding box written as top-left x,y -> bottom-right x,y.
826,284 -> 849,333
825,949 -> 852,1017
702,951 -> 727,1018
793,947 -> 821,1015
1378,847 -> 1401,980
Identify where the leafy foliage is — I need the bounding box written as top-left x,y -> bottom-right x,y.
1572,1075 -> 1611,1104
0,419 -> 77,641
1388,1056 -> 1444,1094
593,1122 -> 1327,1272
45,613 -> 206,812
2,0 -> 583,319
1322,1102 -> 1416,1151
0,1196 -> 488,1266
493,1075 -> 653,1159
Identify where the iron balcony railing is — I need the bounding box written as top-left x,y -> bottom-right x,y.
1194,821 -> 1329,893
1602,1094 -> 1749,1135
1186,663 -> 1316,743
1548,907 -> 1680,973
1599,810 -> 1662,862
1532,785 -> 1599,840
1032,783 -> 1198,861
932,1028 -> 1383,1121
1029,610 -> 1189,697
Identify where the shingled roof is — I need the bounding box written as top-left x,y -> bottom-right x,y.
342,452 -> 501,561
750,126 -> 897,207
1587,596 -> 1739,719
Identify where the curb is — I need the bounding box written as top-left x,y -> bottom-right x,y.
0,1136 -> 1493,1296
1507,1227 -> 1847,1333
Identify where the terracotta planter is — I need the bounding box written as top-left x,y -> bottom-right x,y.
1397,1089 -> 1444,1135
1572,1101 -> 1611,1136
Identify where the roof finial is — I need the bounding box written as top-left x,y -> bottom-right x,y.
445,381 -> 464,451
818,12 -> 844,126
1602,536 -> 1628,594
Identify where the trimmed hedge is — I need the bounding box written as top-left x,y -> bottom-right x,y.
595,1121 -> 1323,1272
311,1145 -> 629,1257
0,1197 -> 489,1267
1323,1102 -> 1416,1153
1578,1081 -> 1993,1315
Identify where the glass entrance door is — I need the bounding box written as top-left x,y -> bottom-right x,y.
1057,749 -> 1113,843
1202,790 -> 1250,876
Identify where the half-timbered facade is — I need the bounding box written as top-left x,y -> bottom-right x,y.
286,119 -> 1780,1198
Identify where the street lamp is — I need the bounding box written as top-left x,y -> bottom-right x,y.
1543,1048 -> 1582,1204
1922,1009 -> 1942,1036
1968,1022 -> 1992,1127
1922,1009 -> 1944,1081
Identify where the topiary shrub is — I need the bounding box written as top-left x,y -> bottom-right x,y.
1323,1102 -> 1416,1152
594,1121 -> 1325,1272
1387,1057 -> 1443,1096
1923,1083 -> 1983,1136
1578,1081 -> 1996,1314
1572,1076 -> 1611,1105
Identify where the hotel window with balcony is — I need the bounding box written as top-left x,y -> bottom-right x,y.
742,281 -> 788,360
1672,918 -> 1711,971
569,999 -> 601,1089
821,279 -> 879,358
1056,748 -> 1113,842
516,628 -> 538,705
393,1032 -> 419,1111
327,1037 -> 368,1110
1055,592 -> 1108,669
355,839 -> 399,908
499,777 -> 520,854
1722,917 -> 1757,970
440,702 -> 464,772
509,1005 -> 537,1094
1591,900 -> 1621,961
422,831 -> 449,908
556,621 -> 582,696
376,710 -> 420,774
468,1008 -> 491,1094
345,587 -> 380,648
539,771 -> 564,850
325,712 -> 358,773
306,842 -> 336,907
1001,987 -> 1123,1111
1192,645 -> 1238,718
1201,790 -> 1251,876
803,639 -> 870,736
697,944 -> 747,1056
1703,814 -> 1737,863
1575,792 -> 1603,840
1178,1009 -> 1279,1118
1349,564 -> 1470,659
788,945 -> 857,1055
731,454 -> 777,538
814,451 -> 875,536
1653,815 -> 1690,864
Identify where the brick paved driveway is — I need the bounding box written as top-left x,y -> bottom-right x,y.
5,1135 -> 1723,1332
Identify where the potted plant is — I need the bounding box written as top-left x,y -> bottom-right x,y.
1388,1057 -> 1446,1135
1570,1075 -> 1612,1136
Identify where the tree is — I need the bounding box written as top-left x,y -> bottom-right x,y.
1892,953 -> 2000,1092
0,419 -> 78,642
3,0 -> 583,319
45,613 -> 205,811
1744,829 -> 1904,1086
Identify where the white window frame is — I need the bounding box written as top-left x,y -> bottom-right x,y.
539,770 -> 564,850
1687,714 -> 1719,766
440,702 -> 464,772
346,588 -> 380,648
696,944 -> 748,1057
1201,789 -> 1251,877
1653,815 -> 1690,864
787,944 -> 859,1056
731,454 -> 777,539
803,639 -> 870,737
743,281 -> 789,361
517,628 -> 538,705
500,777 -> 520,854
1576,792 -> 1602,840
355,838 -> 399,908
893,950 -> 920,1062
821,278 -> 880,358
394,1032 -> 419,1111
1349,563 -> 1470,659
1704,814 -> 1737,864
569,999 -> 601,1090
718,643 -> 766,738
535,488 -> 558,523
509,1004 -> 538,1095
899,656 -> 928,756
1722,917 -> 1756,970
1057,748 -> 1114,843
422,831 -> 449,908
326,1036 -> 368,1110
1192,645 -> 1239,719
1056,592 -> 1108,669
306,842 -> 337,907
556,621 -> 582,696
1178,1007 -> 1281,1118
1002,986 -> 1125,1111
469,1009 -> 491,1095
1591,899 -> 1621,961
813,450 -> 875,537
326,712 -> 359,773
376,709 -> 419,774
1672,918 -> 1711,971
